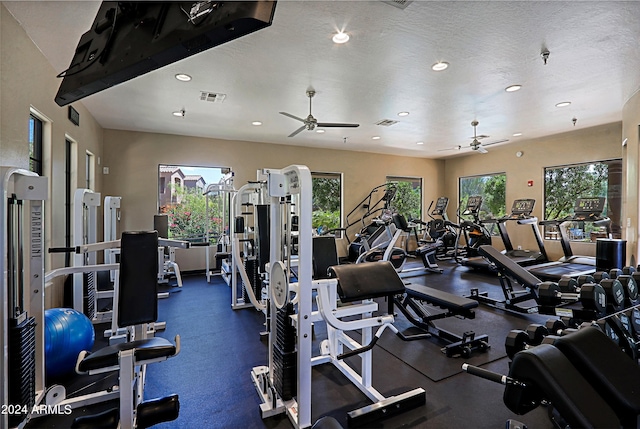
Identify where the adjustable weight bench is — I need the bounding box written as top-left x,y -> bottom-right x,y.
395,284 -> 490,357
71,231 -> 180,429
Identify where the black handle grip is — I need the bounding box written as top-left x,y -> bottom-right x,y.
48,247 -> 77,253
462,363 -> 509,385
338,335 -> 380,360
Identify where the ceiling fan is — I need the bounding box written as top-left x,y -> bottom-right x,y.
439,120 -> 508,154
468,120 -> 508,153
280,90 -> 360,137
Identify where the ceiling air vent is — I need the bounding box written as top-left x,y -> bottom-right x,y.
199,91 -> 227,103
376,119 -> 399,127
380,0 -> 413,10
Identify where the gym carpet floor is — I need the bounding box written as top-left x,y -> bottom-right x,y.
31,259 -> 558,428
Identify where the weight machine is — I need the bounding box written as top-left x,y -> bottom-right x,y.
251,165 -> 425,428
0,167 -> 48,429
230,179 -> 269,310
202,170 -> 236,283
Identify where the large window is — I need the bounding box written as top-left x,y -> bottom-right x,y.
158,165 -> 231,241
312,172 -> 342,234
544,159 -> 622,241
28,114 -> 43,175
459,173 -> 506,234
386,176 -> 422,220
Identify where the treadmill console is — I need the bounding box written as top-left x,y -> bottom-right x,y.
431,197 -> 449,216
572,197 -> 606,221
508,199 -> 535,219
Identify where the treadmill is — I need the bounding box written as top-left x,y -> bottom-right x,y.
462,198 -> 549,269
527,197 -> 610,281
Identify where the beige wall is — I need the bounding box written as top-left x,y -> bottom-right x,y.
102,129 -> 444,268
3,0 -> 640,282
444,122 -> 623,261
1,4 -> 105,306
622,89 -> 640,264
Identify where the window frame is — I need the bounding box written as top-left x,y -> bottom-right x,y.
458,172 -> 507,235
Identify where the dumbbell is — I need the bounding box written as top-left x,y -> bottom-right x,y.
558,276 -> 579,293
617,274 -> 639,306
579,283 -> 608,317
599,278 -> 625,313
505,330 -> 534,359
593,271 -> 610,283
609,268 -> 623,279
576,274 -> 595,287
623,266 -> 636,275
525,323 -> 549,345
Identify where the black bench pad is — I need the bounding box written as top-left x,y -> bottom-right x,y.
552,326 -> 640,427
507,344 -> 620,428
329,261 -> 405,303
478,245 -> 541,288
405,284 -> 477,318
78,337 -> 176,372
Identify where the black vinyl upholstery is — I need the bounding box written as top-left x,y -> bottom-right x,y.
478,245 -> 541,288
553,327 -> 640,428
77,337 -> 176,372
118,231 -> 159,327
404,284 -> 477,318
328,261 -> 405,302
507,344 -> 621,428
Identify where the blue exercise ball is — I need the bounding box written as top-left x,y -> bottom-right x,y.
44,308 -> 95,379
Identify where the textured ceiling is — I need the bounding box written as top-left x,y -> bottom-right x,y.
5,1 -> 640,158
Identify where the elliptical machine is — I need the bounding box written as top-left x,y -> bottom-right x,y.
454,196 -> 492,263
422,197 -> 459,260
343,183 -> 398,263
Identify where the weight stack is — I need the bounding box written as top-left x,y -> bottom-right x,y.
83,271 -> 96,319
8,316 -> 36,428
243,258 -> 260,303
273,303 -> 296,400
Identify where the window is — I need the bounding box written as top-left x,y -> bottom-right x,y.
312,172 -> 342,234
459,173 -> 507,234
544,159 -> 622,241
85,151 -> 94,190
386,176 -> 422,220
28,114 -> 43,175
158,165 -> 231,241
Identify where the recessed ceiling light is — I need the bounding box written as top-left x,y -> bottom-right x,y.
555,101 -> 571,108
372,136 -> 381,140
316,129 -> 325,133
252,121 -> 262,126
175,73 -> 192,82
505,85 -> 522,92
332,31 -> 350,44
431,62 -> 449,71
513,132 -> 523,137
397,111 -> 410,117
416,141 -> 424,145
172,109 -> 185,117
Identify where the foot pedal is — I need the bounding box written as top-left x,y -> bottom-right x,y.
136,394 -> 180,429
71,407 -> 119,429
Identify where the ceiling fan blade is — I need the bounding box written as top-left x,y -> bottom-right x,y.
317,122 -> 360,128
288,125 -> 306,137
280,112 -> 306,123
476,146 -> 488,154
438,145 -> 463,152
482,139 -> 509,147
